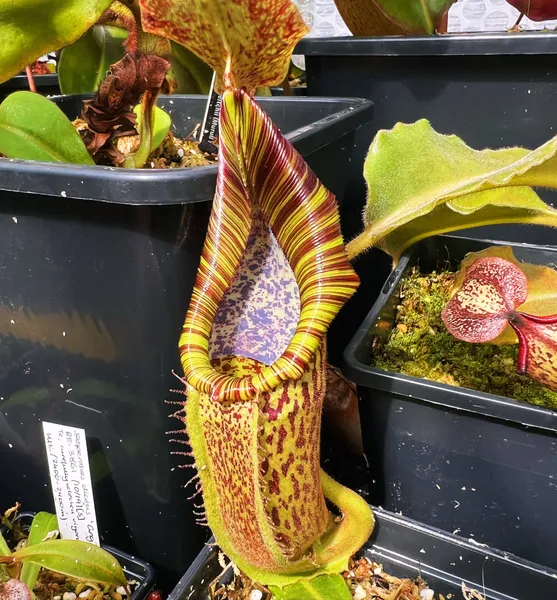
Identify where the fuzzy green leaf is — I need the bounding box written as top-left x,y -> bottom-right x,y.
20,513 -> 59,591
12,540 -> 127,587
58,26 -> 127,95
133,104 -> 171,152
269,574 -> 352,600
373,0 -> 455,33
348,120 -> 557,264
0,92 -> 93,164
0,0 -> 113,83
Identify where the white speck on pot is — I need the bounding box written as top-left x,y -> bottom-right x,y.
63,592 -> 77,600
419,548 -> 426,554
420,589 -> 434,600
12,217 -> 17,223
60,383 -> 64,388
453,528 -> 461,535
249,591 -> 263,600
8,443 -> 12,448
353,584 -> 366,600
63,331 -> 66,336
10,319 -> 14,324
61,191 -> 67,197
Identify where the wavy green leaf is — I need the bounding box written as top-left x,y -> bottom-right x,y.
348,119 -> 557,264
269,574 -> 351,600
20,513 -> 59,591
58,26 -> 127,95
373,0 -> 455,33
133,104 -> 171,152
0,92 -> 93,164
12,540 -> 127,587
0,0 -> 113,83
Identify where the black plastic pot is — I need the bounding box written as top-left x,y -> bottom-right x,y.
11,512 -> 156,600
0,74 -> 60,100
344,234 -> 557,571
167,507 -> 557,600
297,33 -> 557,248
0,94 -> 372,591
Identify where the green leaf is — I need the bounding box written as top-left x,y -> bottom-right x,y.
0,92 -> 93,164
169,42 -> 212,94
348,119 -> 557,264
269,574 -> 352,600
58,26 -> 127,95
373,0 -> 455,33
20,513 -> 59,591
133,104 -> 171,152
12,540 -> 127,587
0,0 -> 113,83
0,530 -> 10,557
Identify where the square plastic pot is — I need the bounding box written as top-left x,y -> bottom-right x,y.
167,507 -> 557,600
343,234 -> 557,572
296,33 -> 557,247
0,94 -> 372,591
7,512 -> 156,600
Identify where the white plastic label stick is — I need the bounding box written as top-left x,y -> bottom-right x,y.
42,422 -> 100,545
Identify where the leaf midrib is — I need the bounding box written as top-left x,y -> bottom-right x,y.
419,0 -> 434,32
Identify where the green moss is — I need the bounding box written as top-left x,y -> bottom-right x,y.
372,266 -> 557,409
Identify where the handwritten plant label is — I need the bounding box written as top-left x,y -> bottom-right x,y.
42,422 -> 100,545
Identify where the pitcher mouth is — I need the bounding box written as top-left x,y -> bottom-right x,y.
179,89 -> 359,403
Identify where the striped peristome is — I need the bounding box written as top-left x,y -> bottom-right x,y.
180,90 -> 360,404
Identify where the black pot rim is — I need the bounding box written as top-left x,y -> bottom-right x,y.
0,94 -> 373,206
296,31 -> 557,58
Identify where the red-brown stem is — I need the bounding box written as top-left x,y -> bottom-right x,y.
25,66 -> 37,93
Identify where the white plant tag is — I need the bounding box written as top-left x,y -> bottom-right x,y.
42,422 -> 100,545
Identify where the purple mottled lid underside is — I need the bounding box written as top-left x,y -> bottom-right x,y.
209,208 -> 300,365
